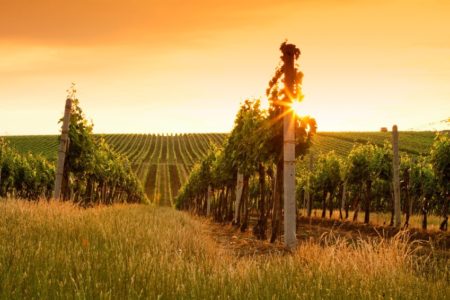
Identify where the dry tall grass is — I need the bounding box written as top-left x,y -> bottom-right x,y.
0,200 -> 448,299
302,208 -> 443,231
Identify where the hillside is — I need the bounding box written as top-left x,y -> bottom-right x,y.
2,131 -> 437,204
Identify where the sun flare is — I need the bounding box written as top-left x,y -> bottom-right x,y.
291,101 -> 302,117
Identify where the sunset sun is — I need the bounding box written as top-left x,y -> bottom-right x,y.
291,101 -> 302,117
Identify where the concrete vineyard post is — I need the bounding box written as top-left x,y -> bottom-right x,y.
281,43 -> 298,250
392,125 -> 401,228
53,98 -> 72,200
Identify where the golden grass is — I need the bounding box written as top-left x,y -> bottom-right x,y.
304,208 -> 443,231
0,199 -> 448,299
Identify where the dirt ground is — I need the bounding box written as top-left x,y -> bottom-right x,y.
198,216 -> 450,258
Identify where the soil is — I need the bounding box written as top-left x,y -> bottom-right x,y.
198,215 -> 450,258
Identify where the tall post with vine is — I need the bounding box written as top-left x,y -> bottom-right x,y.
53,84 -> 75,200
281,43 -> 301,249
392,125 -> 401,228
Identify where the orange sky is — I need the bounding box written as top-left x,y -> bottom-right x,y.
1,0 -> 449,135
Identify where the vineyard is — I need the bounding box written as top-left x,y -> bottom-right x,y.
311,131 -> 436,157
2,131 -> 436,205
0,33 -> 449,299
3,133 -> 226,205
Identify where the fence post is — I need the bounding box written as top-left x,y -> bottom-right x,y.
53,98 -> 72,200
392,125 -> 401,227
306,153 -> 313,217
281,42 -> 299,250
207,185 -> 212,216
233,171 -> 244,224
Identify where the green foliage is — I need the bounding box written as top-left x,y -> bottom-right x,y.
0,138 -> 54,199
346,144 -> 374,186
2,133 -> 226,205
314,151 -> 342,195
318,131 -> 435,156
61,98 -> 146,205
228,99 -> 267,176
409,157 -> 436,199
430,133 -> 450,195
176,93 -> 316,226
5,132 -> 436,163
345,143 -> 392,188
2,132 -> 435,206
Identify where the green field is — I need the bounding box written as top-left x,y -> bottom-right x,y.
0,200 -> 448,299
2,131 -> 436,204
314,131 -> 436,156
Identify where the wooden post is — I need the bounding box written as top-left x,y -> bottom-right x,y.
233,171 -> 244,224
0,143 -> 3,195
340,181 -> 347,219
207,185 -> 212,216
281,43 -> 299,250
306,153 -> 313,217
392,125 -> 401,227
53,98 -> 72,200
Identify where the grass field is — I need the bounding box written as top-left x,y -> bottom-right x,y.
2,131 -> 437,204
303,209 -> 443,231
0,200 -> 448,299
